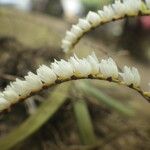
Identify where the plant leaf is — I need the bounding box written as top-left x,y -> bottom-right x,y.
79,82 -> 135,116
73,99 -> 97,145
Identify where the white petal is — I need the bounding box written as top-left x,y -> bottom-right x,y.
98,10 -> 106,21
100,59 -> 113,78
86,11 -> 101,27
69,55 -> 92,77
103,5 -> 115,21
99,58 -> 118,78
3,88 -> 19,104
78,19 -> 91,32
10,79 -> 30,98
25,72 -> 43,92
86,52 -> 99,74
120,66 -> 140,86
112,0 -> 126,18
65,31 -> 76,43
108,58 -> 118,78
71,25 -> 83,37
123,0 -> 141,15
37,65 -> 57,85
51,59 -> 73,79
61,40 -> 72,52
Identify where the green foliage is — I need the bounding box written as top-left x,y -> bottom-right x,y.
79,82 -> 135,116
73,99 -> 96,145
0,83 -> 70,150
81,0 -> 113,10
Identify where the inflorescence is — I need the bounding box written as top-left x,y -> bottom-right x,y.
61,0 -> 150,52
0,52 -> 150,113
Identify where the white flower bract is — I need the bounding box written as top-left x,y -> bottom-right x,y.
69,55 -> 92,77
71,25 -> 83,37
86,11 -> 101,27
10,79 -> 30,99
25,72 -> 43,92
112,0 -> 126,18
99,58 -> 118,78
51,59 -> 73,79
86,52 -> 99,75
78,19 -> 91,32
61,40 -> 72,52
3,87 -> 19,103
65,31 -> 77,43
123,0 -> 142,15
102,5 -> 115,21
119,66 -> 141,87
37,65 -> 57,85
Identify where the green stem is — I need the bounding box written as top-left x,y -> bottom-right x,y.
73,99 -> 97,145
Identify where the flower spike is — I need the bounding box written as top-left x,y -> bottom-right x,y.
61,0 -> 150,52
0,52 -> 149,113
119,66 -> 141,87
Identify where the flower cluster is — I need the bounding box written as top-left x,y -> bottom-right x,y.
0,52 -> 146,112
61,0 -> 150,52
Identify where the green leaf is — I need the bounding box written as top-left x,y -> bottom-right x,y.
73,100 -> 97,145
79,82 -> 135,116
81,0 -> 113,6
0,83 -> 70,150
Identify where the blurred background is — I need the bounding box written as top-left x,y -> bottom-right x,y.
0,0 -> 150,150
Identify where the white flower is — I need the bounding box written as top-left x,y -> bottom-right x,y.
69,54 -> 92,77
99,58 -> 118,78
37,65 -> 57,86
65,31 -> 76,43
112,0 -> 126,18
25,72 -> 43,92
98,5 -> 114,22
61,40 -> 72,52
86,52 -> 99,75
123,0 -> 142,15
3,86 -> 19,103
120,66 -> 141,87
97,10 -> 106,22
86,11 -> 101,27
70,25 -> 83,37
0,97 -> 10,111
103,5 -> 115,21
77,19 -> 91,32
0,92 -> 4,97
51,59 -> 73,79
10,79 -> 30,98
145,0 -> 150,9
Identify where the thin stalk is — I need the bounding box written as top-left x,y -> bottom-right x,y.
73,99 -> 96,145
1,75 -> 150,114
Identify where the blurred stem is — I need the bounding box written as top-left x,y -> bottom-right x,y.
79,82 -> 135,116
73,99 -> 97,145
0,83 -> 70,150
